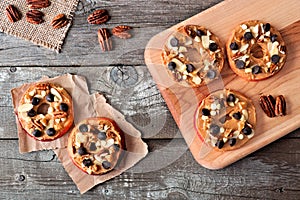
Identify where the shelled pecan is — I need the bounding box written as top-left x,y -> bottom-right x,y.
87,9 -> 109,25
26,10 -> 44,24
53,111 -> 67,119
32,119 -> 44,130
36,83 -> 50,90
275,95 -> 286,116
112,25 -> 133,39
259,95 -> 276,118
26,0 -> 50,9
5,5 -> 22,23
98,28 -> 112,52
51,14 -> 69,29
260,94 -> 287,118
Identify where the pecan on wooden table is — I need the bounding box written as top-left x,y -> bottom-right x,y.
112,25 -> 133,39
98,28 -> 112,52
87,9 -> 110,25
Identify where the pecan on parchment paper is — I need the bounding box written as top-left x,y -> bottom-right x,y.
98,28 -> 112,52
112,25 -> 133,39
5,5 -> 22,23
51,14 -> 69,29
26,10 -> 44,24
26,0 -> 51,9
87,9 -> 110,25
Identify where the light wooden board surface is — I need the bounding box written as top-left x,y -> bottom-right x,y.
145,0 -> 300,169
0,0 -> 300,199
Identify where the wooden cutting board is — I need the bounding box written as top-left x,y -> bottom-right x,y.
144,0 -> 300,169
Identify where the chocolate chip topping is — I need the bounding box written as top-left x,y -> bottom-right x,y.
27,109 -> 36,117
186,64 -> 195,73
196,29 -> 205,37
271,55 -> 280,64
244,32 -> 253,40
229,138 -> 237,146
219,99 -> 226,108
46,93 -> 54,102
82,159 -> 93,167
113,144 -> 120,151
270,34 -> 278,43
227,94 -> 236,103
32,97 -> 40,106
230,42 -> 239,50
232,112 -> 242,120
32,129 -> 42,137
60,103 -> 69,112
242,124 -> 252,135
170,37 -> 179,47
46,128 -> 56,136
210,124 -> 220,136
252,65 -> 262,74
90,142 -> 97,151
168,62 -> 176,71
79,124 -> 88,133
207,70 -> 216,79
216,140 -> 224,149
209,43 -> 218,52
235,60 -> 246,69
77,146 -> 87,156
219,115 -> 226,124
263,23 -> 271,32
102,161 -> 111,169
97,131 -> 107,140
202,108 -> 210,116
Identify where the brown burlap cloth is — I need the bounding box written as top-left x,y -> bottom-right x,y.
0,0 -> 79,52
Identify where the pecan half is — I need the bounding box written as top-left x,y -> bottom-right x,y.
87,9 -> 109,25
53,111 -> 68,119
36,83 -> 50,90
51,14 -> 69,29
98,28 -> 112,52
112,25 -> 133,39
26,10 -> 44,25
259,95 -> 276,118
5,5 -> 22,23
269,63 -> 278,74
32,119 -> 44,130
26,0 -> 50,9
183,25 -> 197,38
275,95 -> 286,116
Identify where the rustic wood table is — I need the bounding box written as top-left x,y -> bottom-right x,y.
0,0 -> 299,199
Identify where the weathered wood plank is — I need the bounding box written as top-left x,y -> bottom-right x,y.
0,0 -> 223,66
0,139 -> 299,199
1,66 -> 300,140
0,66 -> 180,139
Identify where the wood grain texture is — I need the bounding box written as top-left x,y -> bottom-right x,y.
145,0 -> 300,169
0,66 -> 180,139
0,139 -> 299,199
0,0 -> 300,198
0,0 -> 223,66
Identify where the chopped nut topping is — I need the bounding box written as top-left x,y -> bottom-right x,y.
227,20 -> 287,81
196,89 -> 256,150
163,25 -> 224,87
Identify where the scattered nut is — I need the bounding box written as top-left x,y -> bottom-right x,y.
18,104 -> 33,112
